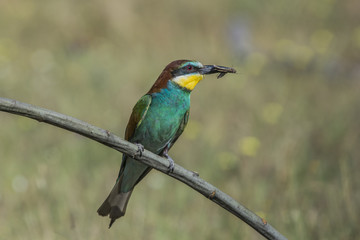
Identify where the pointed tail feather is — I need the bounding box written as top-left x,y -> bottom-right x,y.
97,178 -> 133,228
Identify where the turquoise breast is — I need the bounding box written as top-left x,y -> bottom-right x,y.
132,81 -> 190,153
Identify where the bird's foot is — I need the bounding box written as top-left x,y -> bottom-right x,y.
163,152 -> 175,173
134,143 -> 144,158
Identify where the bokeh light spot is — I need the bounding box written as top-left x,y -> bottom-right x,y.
12,175 -> 29,193
239,136 -> 261,157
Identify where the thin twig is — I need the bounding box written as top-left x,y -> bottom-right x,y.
0,97 -> 287,240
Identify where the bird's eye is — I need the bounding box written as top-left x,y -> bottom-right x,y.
186,65 -> 193,71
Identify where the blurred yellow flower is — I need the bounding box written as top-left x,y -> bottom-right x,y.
239,136 -> 261,157
310,29 -> 334,54
261,103 -> 283,125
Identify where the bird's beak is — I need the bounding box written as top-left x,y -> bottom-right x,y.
200,65 -> 236,79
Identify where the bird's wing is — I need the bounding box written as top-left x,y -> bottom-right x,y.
98,95 -> 152,222
167,110 -> 189,150
124,94 -> 152,141
116,94 -> 152,185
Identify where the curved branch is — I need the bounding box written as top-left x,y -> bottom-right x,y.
0,97 -> 287,240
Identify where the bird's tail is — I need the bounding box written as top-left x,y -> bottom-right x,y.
97,175 -> 133,228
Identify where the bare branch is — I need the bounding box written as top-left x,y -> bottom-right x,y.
0,97 -> 287,240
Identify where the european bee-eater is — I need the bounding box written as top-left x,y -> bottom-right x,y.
97,59 -> 236,227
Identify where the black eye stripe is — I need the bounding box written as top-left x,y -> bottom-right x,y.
172,65 -> 199,76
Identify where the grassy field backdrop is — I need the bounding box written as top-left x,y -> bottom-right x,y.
1,0 -> 360,239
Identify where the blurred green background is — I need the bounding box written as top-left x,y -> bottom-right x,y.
1,0 -> 360,239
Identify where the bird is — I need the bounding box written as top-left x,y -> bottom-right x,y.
97,59 -> 236,228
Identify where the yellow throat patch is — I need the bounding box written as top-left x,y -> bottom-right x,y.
173,74 -> 204,91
